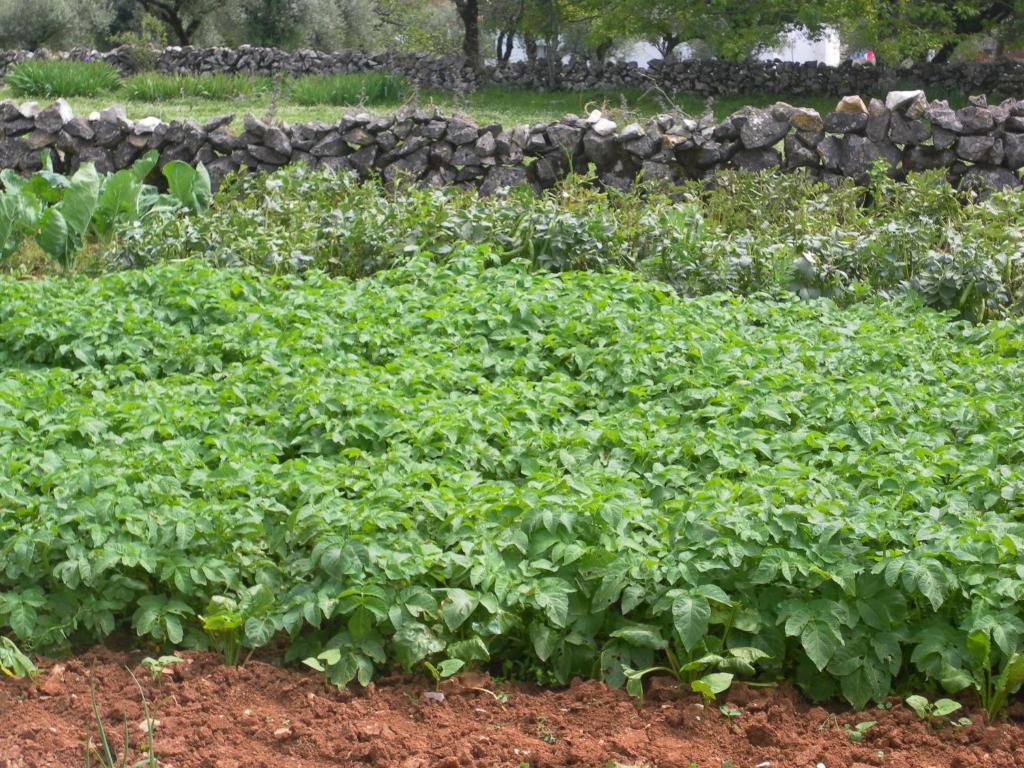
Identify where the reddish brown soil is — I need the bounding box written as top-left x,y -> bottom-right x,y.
2,648 -> 1022,768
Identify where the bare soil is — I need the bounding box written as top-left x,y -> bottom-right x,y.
1,648 -> 1022,768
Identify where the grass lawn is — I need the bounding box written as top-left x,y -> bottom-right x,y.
0,82 -> 858,126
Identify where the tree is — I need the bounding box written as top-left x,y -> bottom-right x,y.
829,0 -> 1022,62
453,0 -> 482,68
135,0 -> 219,44
560,0 -> 827,61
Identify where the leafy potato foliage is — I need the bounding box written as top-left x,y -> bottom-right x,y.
2,256 -> 1024,708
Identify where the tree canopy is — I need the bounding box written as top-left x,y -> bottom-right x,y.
0,0 -> 1021,67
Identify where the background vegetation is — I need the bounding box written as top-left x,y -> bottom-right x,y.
1,0 -> 1023,70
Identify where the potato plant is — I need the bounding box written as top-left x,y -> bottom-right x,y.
1,254 -> 1023,713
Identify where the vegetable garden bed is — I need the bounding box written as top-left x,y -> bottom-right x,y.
1,255 -> 1023,743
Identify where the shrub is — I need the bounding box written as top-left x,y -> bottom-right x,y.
121,73 -> 273,101
112,164 -> 1024,321
289,72 -> 409,106
4,59 -> 121,98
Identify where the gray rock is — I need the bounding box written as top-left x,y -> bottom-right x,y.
263,127 -> 292,158
79,146 -> 113,174
731,147 -> 781,173
694,141 -> 723,167
784,134 -> 819,169
63,117 -> 94,141
591,118 -> 617,137
640,160 -> 677,183
622,135 -> 656,158
451,145 -> 479,166
796,128 -> 825,148
816,135 -> 842,171
34,100 -> 72,134
310,132 -> 349,157
712,118 -> 741,141
478,165 -> 528,196
430,141 -> 454,164
888,113 -> 930,145
1004,133 -> 1024,170
932,126 -> 958,150
93,120 -> 126,148
840,135 -> 898,179
530,156 -> 560,188
347,144 -> 377,175
474,131 -> 496,157
382,146 -> 429,183
547,123 -> 582,152
824,111 -> 868,134
739,110 -> 790,149
421,120 -> 448,140
903,146 -> 956,172
865,101 -> 890,143
23,129 -> 57,150
582,131 -> 618,170
956,106 -> 995,134
956,135 -> 996,163
959,165 -> 1021,194
446,120 -> 478,145
243,114 -> 268,138
202,114 -> 234,132
926,102 -> 963,133
248,143 -> 289,165
341,127 -> 374,146
618,122 -> 644,141
789,107 -> 823,133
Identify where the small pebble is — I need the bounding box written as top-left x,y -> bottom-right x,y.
422,691 -> 445,703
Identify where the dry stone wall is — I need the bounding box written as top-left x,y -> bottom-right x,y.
4,45 -> 1024,98
2,92 -> 1023,195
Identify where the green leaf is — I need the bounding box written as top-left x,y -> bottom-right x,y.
801,620 -> 840,672
932,698 -> 962,717
61,163 -> 100,238
905,694 -> 930,719
995,654 -> 1024,697
672,594 -> 710,652
441,588 -> 479,632
437,658 -> 464,678
690,672 -> 733,701
35,207 -> 71,265
609,624 -> 668,650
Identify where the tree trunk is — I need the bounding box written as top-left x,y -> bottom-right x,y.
453,0 -> 481,70
496,30 -> 515,64
657,33 -> 682,59
525,34 -> 538,64
138,1 -> 195,45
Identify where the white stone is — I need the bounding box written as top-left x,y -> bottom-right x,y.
619,122 -> 644,140
54,98 -> 73,122
592,118 -> 617,136
134,116 -> 162,134
585,109 -> 603,125
99,104 -> 128,123
885,89 -> 925,112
